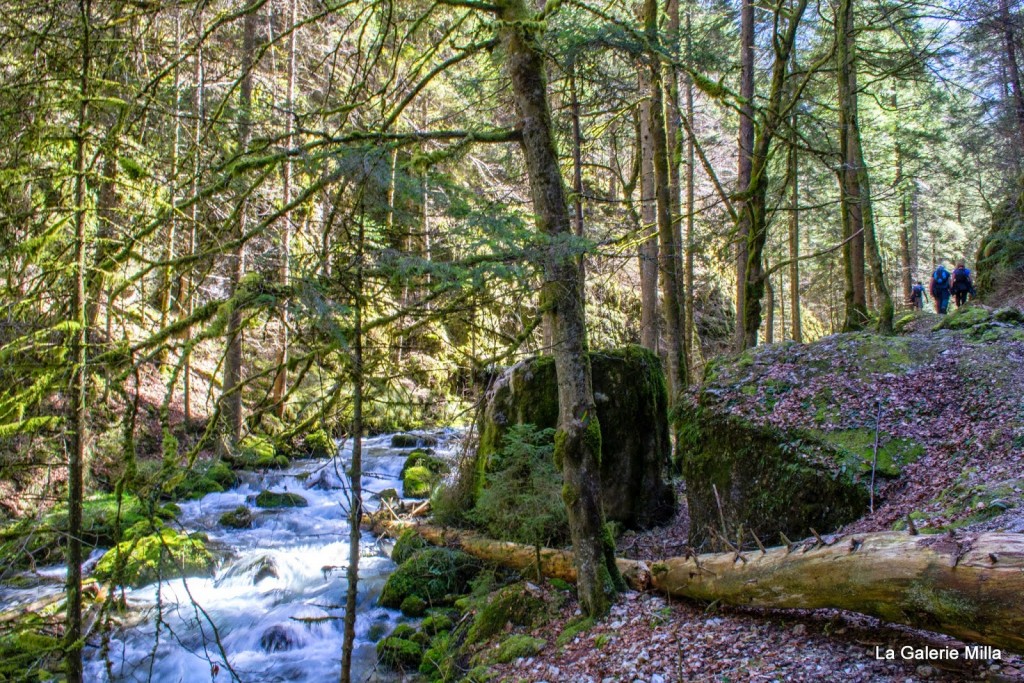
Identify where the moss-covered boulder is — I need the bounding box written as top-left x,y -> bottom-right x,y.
976,182 -> 1024,296
302,428 -> 335,458
391,433 -> 438,449
378,548 -> 481,608
679,407 -> 870,548
402,465 -> 433,499
376,636 -> 422,669
475,634 -> 547,665
391,528 -> 429,565
254,490 -> 307,508
227,435 -> 290,470
219,506 -> 253,529
465,582 -> 546,645
473,345 -> 675,529
93,528 -> 214,587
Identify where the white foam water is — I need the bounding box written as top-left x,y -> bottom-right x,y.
71,431 -> 455,682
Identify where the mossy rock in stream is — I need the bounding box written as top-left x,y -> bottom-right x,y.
219,506 -> 253,529
678,406 -> 869,548
470,345 -> 675,531
402,449 -> 448,476
93,528 -> 214,588
402,465 -> 434,499
302,428 -> 335,458
254,490 -> 308,508
378,548 -> 481,608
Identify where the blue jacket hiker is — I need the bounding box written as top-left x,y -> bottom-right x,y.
930,264 -> 951,314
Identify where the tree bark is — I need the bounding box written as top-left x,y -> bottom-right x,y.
1001,0 -> 1024,150
638,85 -> 660,352
788,116 -> 802,342
644,0 -> 687,396
221,9 -> 257,450
683,10 -> 697,365
66,2 -> 92,680
272,0 -> 299,418
404,523 -> 1024,654
734,0 -> 754,352
837,0 -> 867,331
837,0 -> 892,333
497,0 -> 619,618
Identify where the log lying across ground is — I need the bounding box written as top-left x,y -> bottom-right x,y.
406,524 -> 1024,653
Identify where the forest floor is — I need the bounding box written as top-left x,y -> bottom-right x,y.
484,304 -> 1024,683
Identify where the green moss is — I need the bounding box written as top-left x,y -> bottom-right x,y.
403,465 -> 434,499
304,428 -> 335,458
463,665 -> 496,683
391,528 -> 430,565
0,613 -> 63,681
906,581 -> 979,626
254,491 -> 307,508
466,582 -> 546,645
808,428 -> 924,477
402,450 -> 448,476
553,429 -> 567,470
219,506 -> 253,529
93,528 -> 213,588
934,305 -> 991,331
367,621 -> 389,642
378,548 -> 481,608
480,635 -> 546,665
390,624 -> 417,640
556,616 -> 594,647
376,636 -> 422,669
420,614 -> 453,635
418,631 -> 459,681
233,435 -> 278,469
400,595 -> 428,617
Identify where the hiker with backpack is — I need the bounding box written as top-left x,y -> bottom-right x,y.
910,281 -> 927,310
951,260 -> 975,308
931,264 -> 952,314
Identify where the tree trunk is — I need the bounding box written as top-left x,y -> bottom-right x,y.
1001,0 -> 1024,150
665,0 -> 689,374
182,8 -> 204,424
837,0 -> 867,331
66,2 -> 92,679
734,0 -> 755,352
497,0 -> 620,618
404,523 -> 1024,654
764,270 -> 775,344
683,10 -> 697,365
221,9 -> 257,450
645,0 -> 687,397
837,0 -> 892,333
638,83 -> 660,352
788,119 -> 802,342
272,0 -> 299,419
340,211 -> 365,683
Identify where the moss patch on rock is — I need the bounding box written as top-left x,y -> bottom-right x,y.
376,636 -> 422,670
378,548 -> 481,608
678,406 -> 869,548
254,491 -> 307,508
403,465 -> 434,499
479,634 -> 546,665
93,528 -> 213,588
391,528 -> 429,565
219,506 -> 253,529
470,345 -> 675,533
465,582 -> 546,645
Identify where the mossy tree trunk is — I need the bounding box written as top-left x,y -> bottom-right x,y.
497,0 -> 619,618
403,523 -> 1024,653
66,2 -> 92,679
837,0 -> 892,333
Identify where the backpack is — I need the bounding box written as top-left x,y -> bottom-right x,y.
911,283 -> 924,298
933,267 -> 950,291
952,267 -> 970,292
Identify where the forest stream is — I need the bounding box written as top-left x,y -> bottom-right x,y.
1,433 -> 454,683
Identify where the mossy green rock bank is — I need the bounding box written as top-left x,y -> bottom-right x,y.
474,345 -> 675,529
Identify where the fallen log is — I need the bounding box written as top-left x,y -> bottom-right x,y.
403,523 -> 1024,653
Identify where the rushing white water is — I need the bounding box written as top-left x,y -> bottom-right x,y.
75,431 -> 453,683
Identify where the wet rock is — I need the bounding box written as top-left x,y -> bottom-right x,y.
218,506 -> 253,529
260,624 -> 300,652
252,556 -> 278,584
253,490 -> 308,508
391,433 -> 438,449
